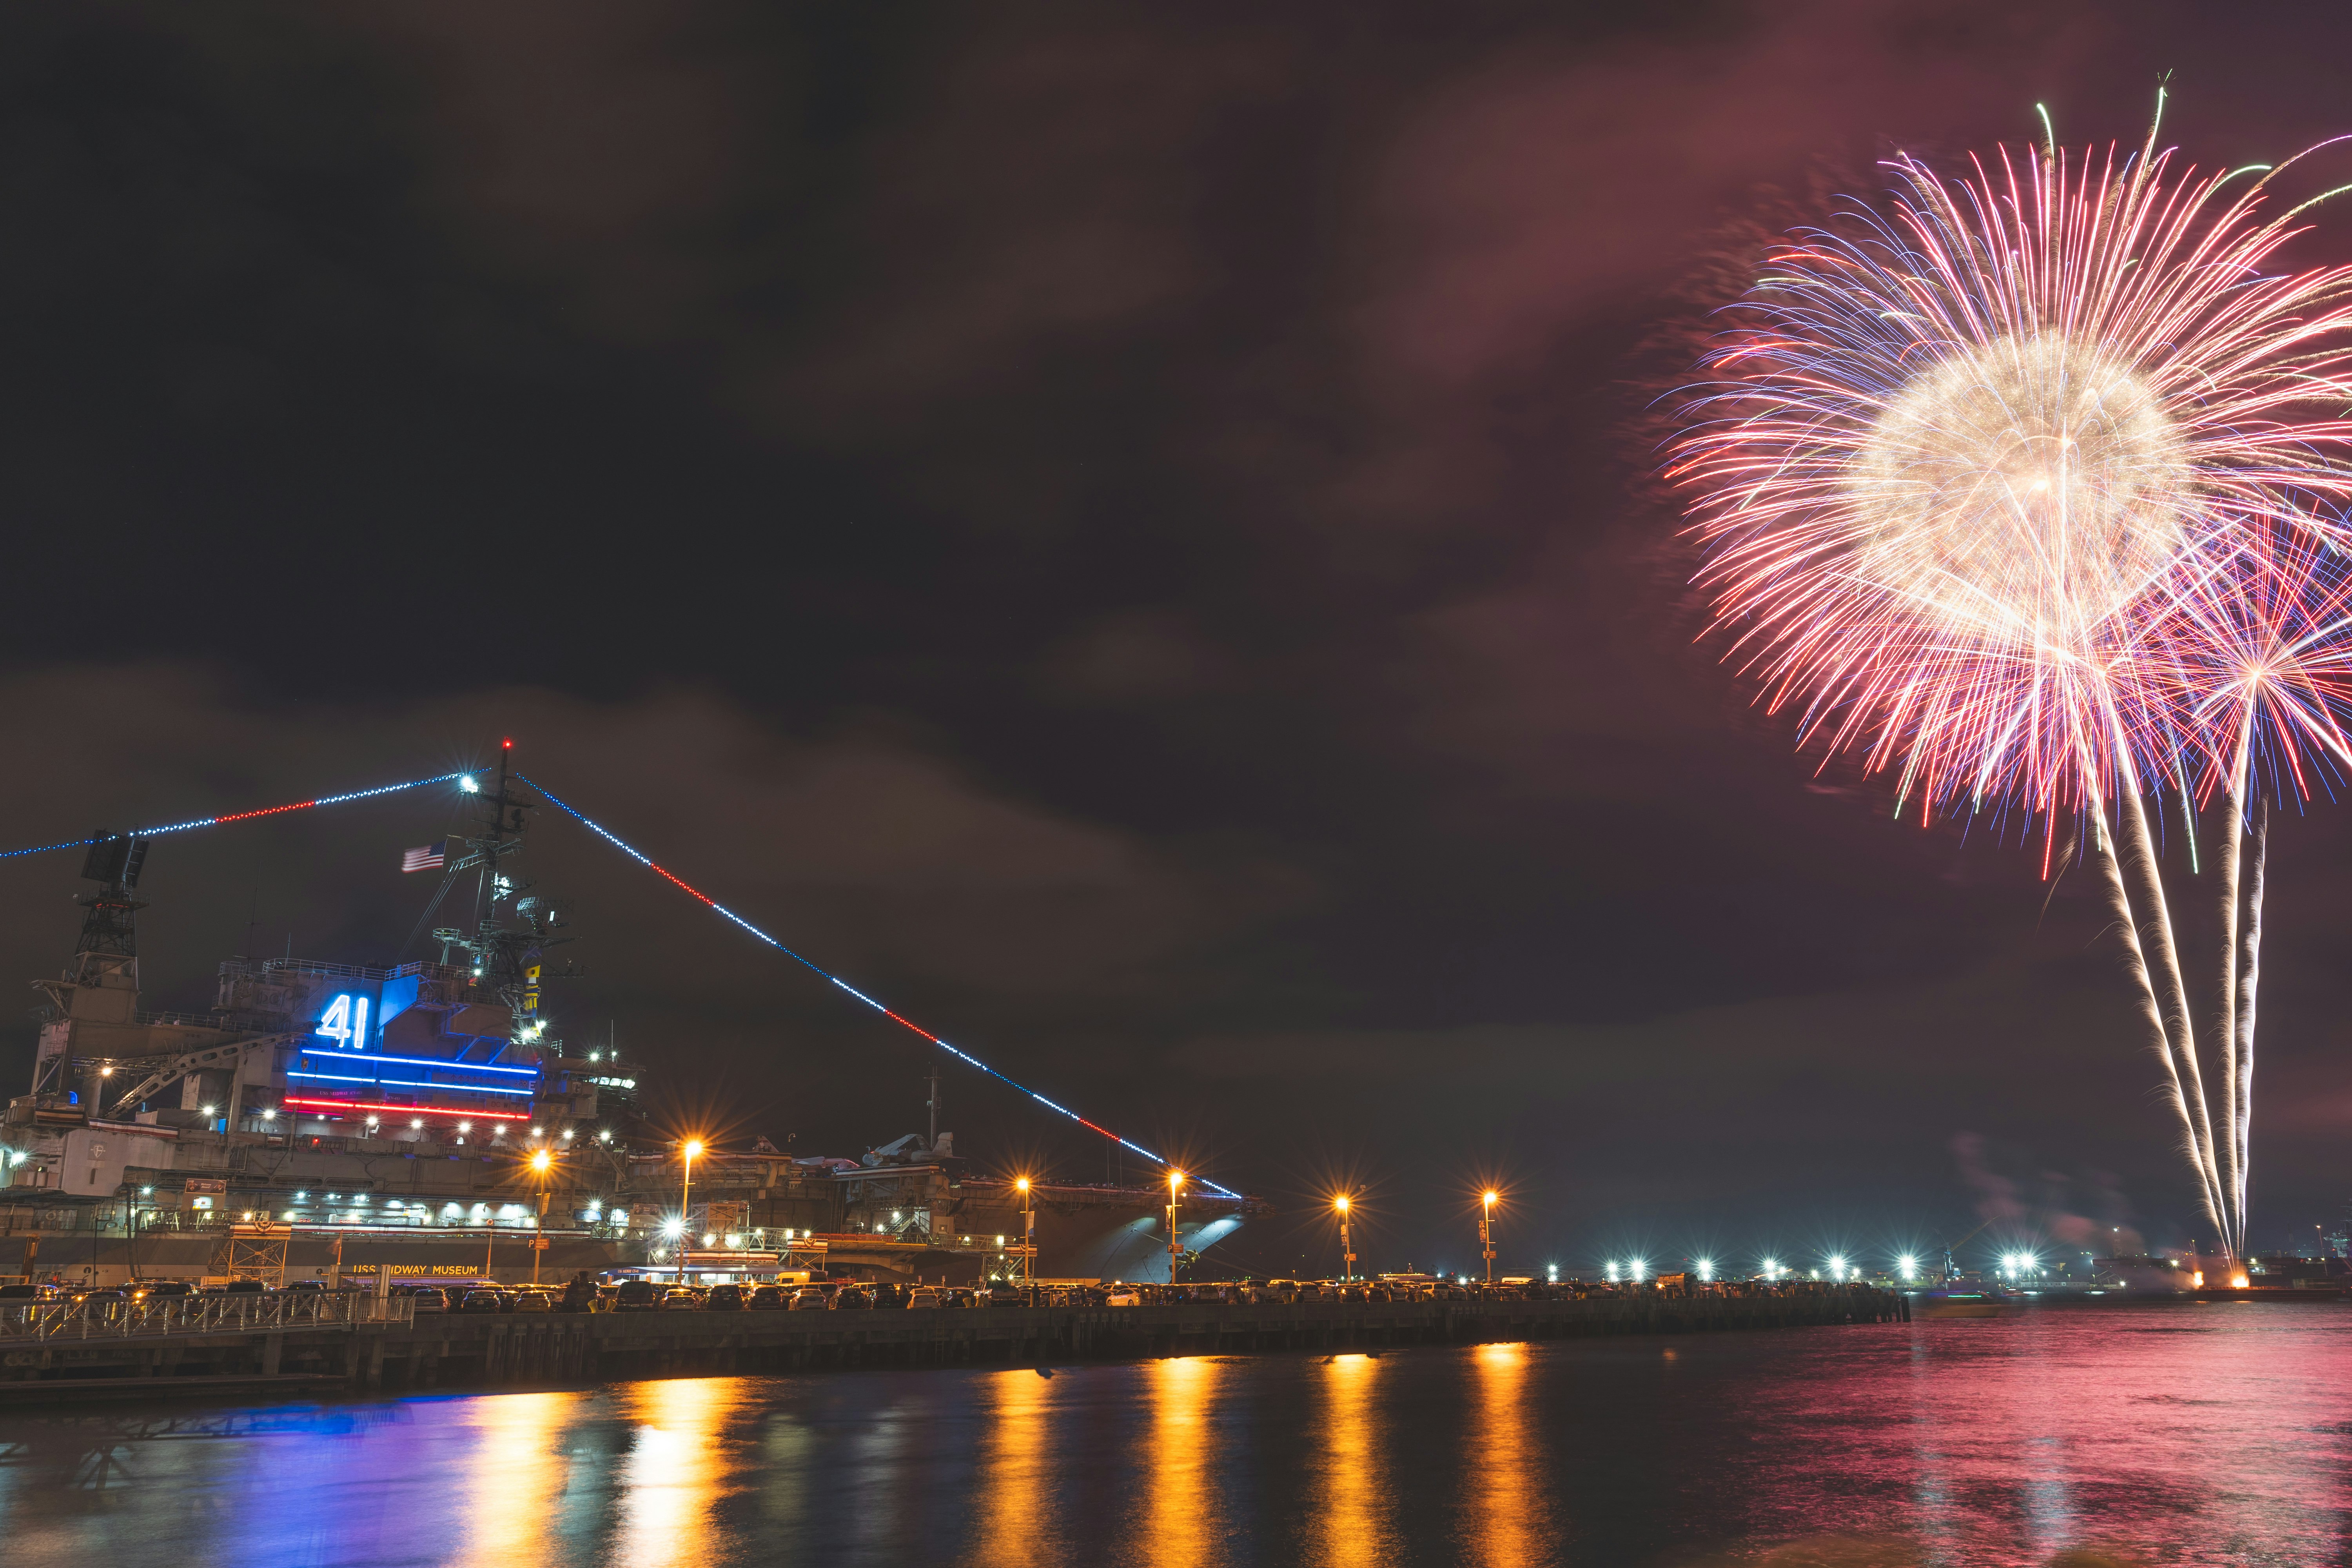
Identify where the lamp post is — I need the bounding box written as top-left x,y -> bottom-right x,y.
1016,1177 -> 1035,1303
1334,1195 -> 1356,1282
1166,1170 -> 1185,1287
530,1148 -> 553,1285
1480,1191 -> 1498,1287
678,1139 -> 703,1286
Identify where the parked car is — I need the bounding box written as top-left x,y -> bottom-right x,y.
510,1290 -> 554,1313
831,1287 -> 873,1310
787,1287 -> 829,1311
613,1279 -> 662,1312
705,1284 -> 745,1312
747,1285 -> 788,1310
399,1285 -> 449,1314
1105,1287 -> 1142,1307
906,1287 -> 942,1309
659,1288 -> 702,1311
131,1281 -> 197,1302
458,1289 -> 506,1314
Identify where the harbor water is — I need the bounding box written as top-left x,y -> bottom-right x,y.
1,1301 -> 2344,1566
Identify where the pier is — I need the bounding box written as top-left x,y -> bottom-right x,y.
0,1285 -> 1906,1404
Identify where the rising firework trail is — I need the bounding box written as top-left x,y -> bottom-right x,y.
1669,96 -> 2352,1258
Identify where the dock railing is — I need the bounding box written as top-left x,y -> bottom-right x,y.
0,1290 -> 415,1343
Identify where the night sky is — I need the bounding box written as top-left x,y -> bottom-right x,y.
2,2 -> 2347,1278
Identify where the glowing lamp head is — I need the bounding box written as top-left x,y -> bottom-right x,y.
1169,1171 -> 1185,1195
530,1150 -> 552,1172
460,775 -> 480,794
663,1218 -> 684,1237
1483,1191 -> 1497,1208
1333,1195 -> 1350,1215
683,1140 -> 704,1160
1015,1177 -> 1030,1194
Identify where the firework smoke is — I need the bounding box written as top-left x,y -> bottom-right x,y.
1670,101 -> 2352,1257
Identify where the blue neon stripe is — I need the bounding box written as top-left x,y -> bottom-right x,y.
296,1047 -> 539,1076
286,1071 -> 535,1098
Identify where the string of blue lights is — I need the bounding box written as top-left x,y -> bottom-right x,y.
0,771 -> 472,862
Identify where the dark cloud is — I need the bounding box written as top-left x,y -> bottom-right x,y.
4,1 -> 2352,1269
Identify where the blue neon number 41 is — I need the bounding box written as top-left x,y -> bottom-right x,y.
315,993 -> 371,1051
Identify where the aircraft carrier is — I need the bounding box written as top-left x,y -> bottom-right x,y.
0,763 -> 1260,1290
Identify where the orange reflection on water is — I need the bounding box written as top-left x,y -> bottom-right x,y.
466,1390 -> 587,1560
1298,1353 -> 1398,1567
614,1376 -> 751,1566
961,1370 -> 1058,1565
1131,1356 -> 1230,1566
1459,1342 -> 1550,1565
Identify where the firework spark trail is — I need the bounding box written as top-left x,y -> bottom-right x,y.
2234,800 -> 2267,1231
2091,813 -> 2228,1243
1671,109 -> 2352,1258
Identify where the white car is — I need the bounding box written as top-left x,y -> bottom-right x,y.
1105,1287 -> 1142,1306
906,1287 -> 942,1309
787,1287 -> 829,1310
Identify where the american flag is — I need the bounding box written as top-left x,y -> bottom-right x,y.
401,839 -> 447,874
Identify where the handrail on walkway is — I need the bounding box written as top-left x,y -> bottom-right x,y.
0,1292 -> 415,1343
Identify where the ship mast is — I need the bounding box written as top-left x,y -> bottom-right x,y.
433,740 -> 571,1026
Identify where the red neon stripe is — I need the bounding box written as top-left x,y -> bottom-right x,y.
283,1096 -> 522,1122
215,800 -> 318,825
649,863 -> 716,905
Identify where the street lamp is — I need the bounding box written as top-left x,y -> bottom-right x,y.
529,1148 -> 554,1285
679,1139 -> 704,1286
1334,1194 -> 1356,1282
1166,1170 -> 1185,1285
1015,1177 -> 1035,1301
1480,1191 -> 1499,1287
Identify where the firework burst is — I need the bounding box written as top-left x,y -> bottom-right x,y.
1670,104 -> 2352,1256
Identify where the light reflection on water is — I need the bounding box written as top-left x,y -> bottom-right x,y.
962,1369 -> 1056,1565
610,1376 -> 745,1565
2,1305 -> 2348,1567
1135,1353 -> 1231,1565
1299,1352 -> 1397,1566
1460,1341 -> 1550,1565
466,1390 -> 584,1561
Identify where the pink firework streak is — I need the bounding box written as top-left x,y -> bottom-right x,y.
1667,105 -> 2352,1258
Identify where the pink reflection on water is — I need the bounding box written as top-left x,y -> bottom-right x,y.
1711,1304 -> 2352,1564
